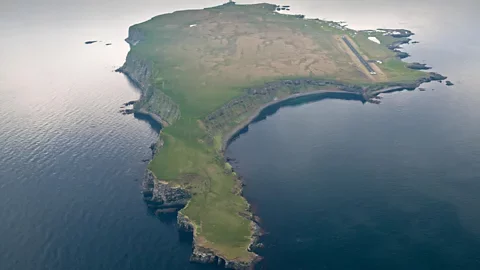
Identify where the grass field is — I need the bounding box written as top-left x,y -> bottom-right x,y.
124,2 -> 429,263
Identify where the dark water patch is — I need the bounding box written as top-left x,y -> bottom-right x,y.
227,92 -> 362,147
253,92 -> 362,124
133,112 -> 162,133
227,85 -> 480,269
254,188 -> 480,269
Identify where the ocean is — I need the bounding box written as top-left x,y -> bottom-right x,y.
1,0 -> 479,269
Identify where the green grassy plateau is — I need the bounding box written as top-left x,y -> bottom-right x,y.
122,2 -> 429,263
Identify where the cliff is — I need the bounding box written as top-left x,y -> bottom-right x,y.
178,212 -> 263,270
117,54 -> 180,126
118,2 -> 446,269
142,170 -> 191,213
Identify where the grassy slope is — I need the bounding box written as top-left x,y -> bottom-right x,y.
351,31 -> 426,82
127,2 -> 428,261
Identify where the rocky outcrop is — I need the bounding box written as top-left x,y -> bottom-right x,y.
378,28 -> 414,38
248,222 -> 264,251
190,246 -> 255,270
177,208 -> 263,269
368,72 -> 448,96
374,29 -> 447,84
387,38 -> 411,50
125,27 -> 145,46
178,213 -> 261,270
407,62 -> 432,70
177,212 -> 195,232
395,51 -> 410,59
140,155 -> 263,268
119,108 -> 134,115
142,170 -> 191,211
428,72 -> 447,81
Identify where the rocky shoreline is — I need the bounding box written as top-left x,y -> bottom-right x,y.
117,47 -> 263,267
118,17 -> 446,269
135,120 -> 262,269
218,69 -> 446,152
220,89 -> 358,152
119,58 -> 445,270
178,211 -> 263,269
141,161 -> 263,269
131,74 -> 445,269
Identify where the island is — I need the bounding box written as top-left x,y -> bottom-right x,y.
117,2 -> 445,269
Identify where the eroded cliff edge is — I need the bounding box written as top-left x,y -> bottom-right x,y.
117,3 -> 446,269
120,50 -> 263,266
141,155 -> 262,269
118,56 -> 444,269
116,30 -> 180,126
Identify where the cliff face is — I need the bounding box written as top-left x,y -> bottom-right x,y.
142,165 -> 263,269
125,27 -> 145,46
203,79 -> 364,140
177,212 -> 261,270
142,170 -> 191,213
117,30 -> 180,125
119,12 -> 447,269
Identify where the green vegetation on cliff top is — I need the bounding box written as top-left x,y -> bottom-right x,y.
123,2 -> 428,263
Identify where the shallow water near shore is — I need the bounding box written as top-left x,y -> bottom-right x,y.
1,0 -> 480,270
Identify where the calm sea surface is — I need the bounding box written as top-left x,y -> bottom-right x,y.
1,1 -> 479,270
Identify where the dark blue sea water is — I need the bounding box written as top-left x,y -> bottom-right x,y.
1,1 -> 479,270
226,1 -> 480,269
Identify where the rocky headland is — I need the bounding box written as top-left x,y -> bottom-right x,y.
117,2 -> 446,269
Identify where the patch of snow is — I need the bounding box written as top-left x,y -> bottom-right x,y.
368,36 -> 381,44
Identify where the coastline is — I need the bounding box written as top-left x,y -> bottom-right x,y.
220,73 -> 446,152
221,89 -> 358,152
121,72 -> 442,270
134,108 -> 169,127
116,3 -> 447,269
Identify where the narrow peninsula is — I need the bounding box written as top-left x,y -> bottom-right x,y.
118,2 -> 445,269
